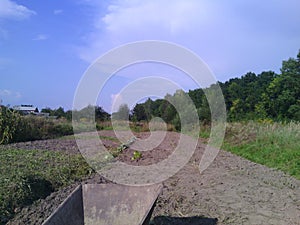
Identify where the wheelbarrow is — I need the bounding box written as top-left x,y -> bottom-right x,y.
42,183 -> 163,225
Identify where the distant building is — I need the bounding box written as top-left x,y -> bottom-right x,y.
13,104 -> 36,115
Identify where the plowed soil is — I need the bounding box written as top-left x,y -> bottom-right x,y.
5,131 -> 300,225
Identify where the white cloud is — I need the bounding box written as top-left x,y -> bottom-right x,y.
54,9 -> 63,15
79,0 -> 210,61
78,0 -> 300,82
0,0 -> 36,20
33,34 -> 48,41
102,0 -> 207,35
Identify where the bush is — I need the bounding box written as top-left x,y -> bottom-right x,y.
11,117 -> 74,143
0,107 -> 21,144
0,106 -> 74,144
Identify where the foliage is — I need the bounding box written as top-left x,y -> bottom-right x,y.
260,54 -> 300,121
222,121 -> 300,179
131,151 -> 142,161
0,149 -> 92,224
132,103 -> 148,121
117,143 -> 129,153
0,107 -> 73,144
13,117 -> 73,143
111,137 -> 136,157
112,104 -> 130,120
72,105 -> 110,122
0,106 -> 21,144
41,107 -> 65,118
42,105 -> 110,121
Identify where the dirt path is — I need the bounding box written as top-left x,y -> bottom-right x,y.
5,131 -> 300,225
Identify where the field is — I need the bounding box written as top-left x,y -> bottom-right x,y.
0,121 -> 299,224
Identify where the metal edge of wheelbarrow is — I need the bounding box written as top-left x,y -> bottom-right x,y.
42,185 -> 84,225
42,183 -> 163,225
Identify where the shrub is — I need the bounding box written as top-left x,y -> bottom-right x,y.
0,107 -> 74,144
0,107 -> 21,144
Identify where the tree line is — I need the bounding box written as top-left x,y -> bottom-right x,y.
128,50 -> 300,123
39,105 -> 110,121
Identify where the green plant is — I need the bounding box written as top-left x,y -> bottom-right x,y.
111,137 -> 136,157
0,107 -> 21,144
131,150 -> 142,161
117,143 -> 129,153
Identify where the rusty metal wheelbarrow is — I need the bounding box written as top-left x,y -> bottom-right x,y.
42,183 -> 163,225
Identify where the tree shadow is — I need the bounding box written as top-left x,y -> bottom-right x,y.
151,215 -> 218,225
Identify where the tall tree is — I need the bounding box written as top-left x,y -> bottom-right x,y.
112,104 -> 130,120
261,51 -> 300,120
132,103 -> 148,121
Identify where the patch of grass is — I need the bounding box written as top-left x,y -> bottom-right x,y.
0,149 -> 92,224
199,124 -> 211,139
130,121 -> 176,133
222,121 -> 300,179
96,121 -> 113,130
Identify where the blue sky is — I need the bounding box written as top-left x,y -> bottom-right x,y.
0,0 -> 299,112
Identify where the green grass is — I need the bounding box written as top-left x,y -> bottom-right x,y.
222,121 -> 300,179
0,148 -> 92,224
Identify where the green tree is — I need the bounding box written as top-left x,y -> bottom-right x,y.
95,106 -> 110,121
261,51 -> 300,120
112,104 -> 130,120
132,103 -> 148,121
41,107 -> 53,114
53,107 -> 65,118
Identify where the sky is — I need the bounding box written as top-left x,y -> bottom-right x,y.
0,0 -> 299,112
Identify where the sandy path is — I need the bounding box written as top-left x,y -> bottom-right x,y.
152,148 -> 300,225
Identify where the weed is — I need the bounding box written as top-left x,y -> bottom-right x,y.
131,151 -> 142,161
111,137 -> 136,157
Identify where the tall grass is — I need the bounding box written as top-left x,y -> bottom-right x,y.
223,121 -> 300,179
0,106 -> 73,144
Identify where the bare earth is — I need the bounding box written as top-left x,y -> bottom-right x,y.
5,131 -> 300,225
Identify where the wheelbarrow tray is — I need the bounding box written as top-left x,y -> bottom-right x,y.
42,183 -> 163,225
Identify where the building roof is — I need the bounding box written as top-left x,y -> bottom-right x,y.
13,105 -> 36,111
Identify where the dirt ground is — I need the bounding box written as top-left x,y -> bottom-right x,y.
5,131 -> 300,225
